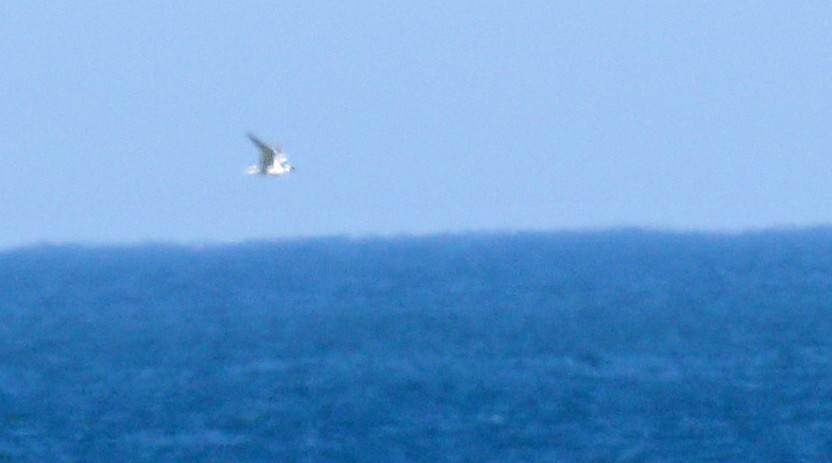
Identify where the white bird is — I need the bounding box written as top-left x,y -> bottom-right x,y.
246,133 -> 295,177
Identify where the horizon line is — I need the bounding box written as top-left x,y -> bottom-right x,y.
4,224 -> 832,253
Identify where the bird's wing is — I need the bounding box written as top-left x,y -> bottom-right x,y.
248,133 -> 275,167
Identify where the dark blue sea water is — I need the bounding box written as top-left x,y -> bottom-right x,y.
2,230 -> 832,462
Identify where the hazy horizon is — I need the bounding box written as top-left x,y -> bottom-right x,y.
5,224 -> 832,253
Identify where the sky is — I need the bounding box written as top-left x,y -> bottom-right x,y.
1,2 -> 831,248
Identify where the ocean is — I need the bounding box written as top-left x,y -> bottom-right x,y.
1,230 -> 831,462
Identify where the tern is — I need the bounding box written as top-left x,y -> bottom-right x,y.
246,133 -> 295,176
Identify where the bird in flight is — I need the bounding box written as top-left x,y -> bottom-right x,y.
246,133 -> 295,177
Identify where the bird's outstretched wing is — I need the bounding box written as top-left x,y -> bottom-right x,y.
248,133 -> 275,168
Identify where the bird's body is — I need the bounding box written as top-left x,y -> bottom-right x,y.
247,133 -> 294,176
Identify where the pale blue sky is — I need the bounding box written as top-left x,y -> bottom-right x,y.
1,2 -> 831,248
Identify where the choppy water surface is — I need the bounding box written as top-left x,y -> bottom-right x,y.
2,231 -> 832,462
